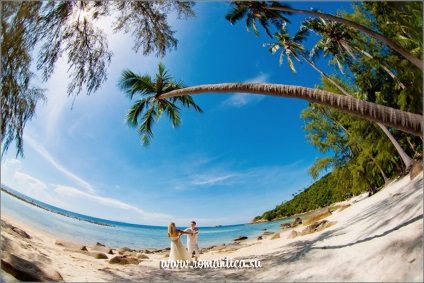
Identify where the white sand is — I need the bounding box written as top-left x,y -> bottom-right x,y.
1,172 -> 423,282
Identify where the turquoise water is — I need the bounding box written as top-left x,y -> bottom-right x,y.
1,187 -> 293,250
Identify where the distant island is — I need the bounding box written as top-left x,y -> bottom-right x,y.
1,186 -> 114,227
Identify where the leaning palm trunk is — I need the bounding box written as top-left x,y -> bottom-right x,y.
159,83 -> 423,137
299,54 -> 413,170
264,5 -> 423,70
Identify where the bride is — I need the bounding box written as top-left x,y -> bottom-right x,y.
168,222 -> 193,261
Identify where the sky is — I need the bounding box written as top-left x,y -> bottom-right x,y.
1,1 -> 353,227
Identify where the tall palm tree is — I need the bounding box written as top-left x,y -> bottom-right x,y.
225,1 -> 290,37
264,26 -> 394,181
225,1 -> 422,70
157,83 -> 423,137
118,63 -> 203,146
302,18 -> 415,170
305,16 -> 406,89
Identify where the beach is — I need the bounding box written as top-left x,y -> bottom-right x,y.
1,171 -> 423,282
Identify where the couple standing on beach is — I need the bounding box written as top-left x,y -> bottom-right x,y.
167,221 -> 200,261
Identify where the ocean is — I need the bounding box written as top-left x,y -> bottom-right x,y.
1,186 -> 295,250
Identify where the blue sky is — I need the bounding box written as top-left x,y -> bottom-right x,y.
1,1 -> 353,227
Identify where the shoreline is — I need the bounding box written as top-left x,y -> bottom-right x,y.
1,172 -> 423,282
1,186 -> 114,227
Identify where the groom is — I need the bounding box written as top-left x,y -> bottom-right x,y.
184,221 -> 200,261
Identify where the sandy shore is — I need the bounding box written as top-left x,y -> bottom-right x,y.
1,172 -> 423,282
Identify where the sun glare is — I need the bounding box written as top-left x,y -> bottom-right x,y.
72,4 -> 94,24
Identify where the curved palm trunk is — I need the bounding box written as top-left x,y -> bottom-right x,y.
159,83 -> 423,137
299,54 -> 413,169
264,5 -> 423,70
377,123 -> 412,169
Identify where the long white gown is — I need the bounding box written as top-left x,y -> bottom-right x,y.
169,236 -> 191,261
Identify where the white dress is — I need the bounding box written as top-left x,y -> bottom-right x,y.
169,236 -> 191,261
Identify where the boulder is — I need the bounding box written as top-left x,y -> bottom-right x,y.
410,160 -> 423,180
301,220 -> 337,235
118,247 -> 133,255
55,240 -> 87,251
270,233 -> 280,240
302,208 -> 332,226
234,236 -> 248,241
109,256 -> 140,265
1,251 -> 64,281
257,236 -> 263,240
11,227 -> 32,239
338,204 -> 351,212
64,249 -> 108,259
280,223 -> 291,229
290,217 -> 302,227
287,230 -> 298,239
136,253 -> 149,259
91,245 -> 114,255
262,231 -> 274,236
123,251 -> 137,257
323,221 -> 337,230
211,245 -> 227,251
143,248 -> 158,254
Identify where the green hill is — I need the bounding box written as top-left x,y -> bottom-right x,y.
253,171 -> 366,222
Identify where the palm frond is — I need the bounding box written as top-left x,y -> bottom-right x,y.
287,55 -> 296,73
121,63 -> 203,147
225,4 -> 248,24
163,79 -> 186,93
119,70 -> 155,99
293,26 -> 310,43
173,95 -> 203,113
125,98 -> 150,127
260,17 -> 273,38
163,100 -> 181,128
138,107 -> 157,147
270,43 -> 281,54
251,17 -> 259,36
279,49 -> 285,65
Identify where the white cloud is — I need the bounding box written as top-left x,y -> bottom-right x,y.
54,185 -> 173,221
14,172 -> 48,192
24,134 -> 96,194
191,174 -> 237,186
1,159 -> 22,176
221,73 -> 269,108
1,159 -> 66,207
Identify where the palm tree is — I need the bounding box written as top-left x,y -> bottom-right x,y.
303,18 -> 415,170
118,63 -> 203,146
305,17 -> 405,89
225,1 -> 422,70
263,26 -> 394,181
225,1 -> 290,37
157,83 -> 423,137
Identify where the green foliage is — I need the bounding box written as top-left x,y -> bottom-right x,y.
118,63 -> 203,147
1,2 -> 47,157
1,1 -> 196,157
225,1 -> 290,37
256,172 -> 340,220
